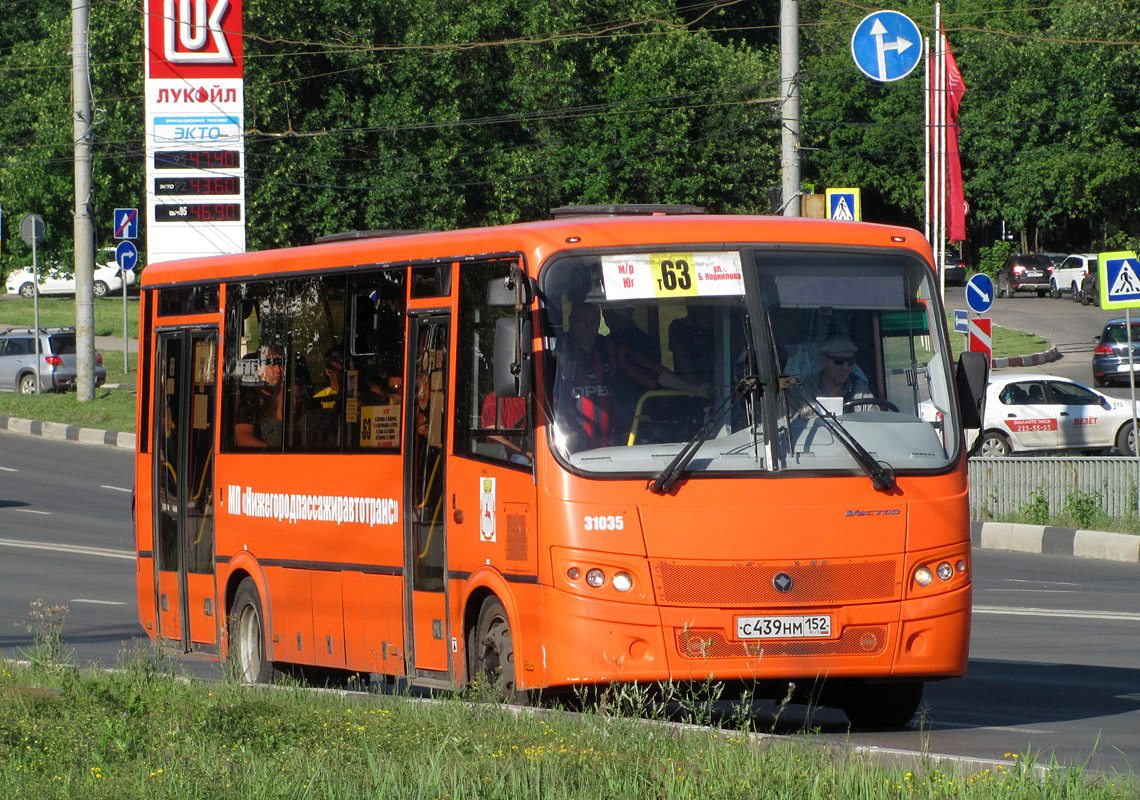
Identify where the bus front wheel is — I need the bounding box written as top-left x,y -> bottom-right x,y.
840,680 -> 923,729
470,597 -> 526,704
228,578 -> 276,684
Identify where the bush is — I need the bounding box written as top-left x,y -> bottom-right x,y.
977,241 -> 1014,276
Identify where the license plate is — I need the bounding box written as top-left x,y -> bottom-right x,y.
1025,270 -> 1043,278
735,615 -> 832,639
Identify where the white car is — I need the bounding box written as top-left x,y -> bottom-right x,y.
1049,253 -> 1096,299
6,256 -> 135,299
974,373 -> 1138,456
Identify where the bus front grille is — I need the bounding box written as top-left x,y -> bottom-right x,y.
652,559 -> 898,606
676,626 -> 888,659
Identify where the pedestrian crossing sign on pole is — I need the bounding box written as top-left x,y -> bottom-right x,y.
1099,251 -> 1140,309
825,188 -> 861,221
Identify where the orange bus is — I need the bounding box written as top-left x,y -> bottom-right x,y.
134,205 -> 986,727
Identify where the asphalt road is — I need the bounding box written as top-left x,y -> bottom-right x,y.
2,421 -> 1138,775
945,284 -> 1130,393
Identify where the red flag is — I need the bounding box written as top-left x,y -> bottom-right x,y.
945,41 -> 967,243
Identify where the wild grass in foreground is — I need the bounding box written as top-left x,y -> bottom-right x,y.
0,614 -> 1132,800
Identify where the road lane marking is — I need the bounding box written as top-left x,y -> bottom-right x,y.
974,604 -> 1140,622
0,466 -> 17,472
100,485 -> 132,493
14,509 -> 51,515
0,537 -> 134,560
71,599 -> 129,606
988,588 -> 1077,593
1000,578 -> 1080,587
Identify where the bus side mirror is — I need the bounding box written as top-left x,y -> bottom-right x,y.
955,351 -> 988,430
494,317 -> 533,397
486,267 -> 536,307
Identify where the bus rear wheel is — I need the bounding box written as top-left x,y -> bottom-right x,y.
228,578 -> 276,684
470,597 -> 526,704
840,680 -> 923,729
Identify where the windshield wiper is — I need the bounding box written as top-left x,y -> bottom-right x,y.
786,380 -> 897,493
648,376 -> 760,495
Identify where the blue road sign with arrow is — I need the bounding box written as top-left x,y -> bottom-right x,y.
966,273 -> 994,314
115,240 -> 139,273
850,10 -> 922,83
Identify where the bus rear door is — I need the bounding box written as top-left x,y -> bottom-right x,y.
152,328 -> 219,653
404,315 -> 452,680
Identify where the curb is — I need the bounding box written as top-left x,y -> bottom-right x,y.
971,520 -> 1139,563
0,415 -> 135,451
990,346 -> 1061,369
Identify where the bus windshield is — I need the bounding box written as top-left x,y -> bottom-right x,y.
542,248 -> 958,477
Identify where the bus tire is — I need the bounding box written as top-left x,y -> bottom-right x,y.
228,578 -> 276,684
841,680 -> 923,729
470,596 -> 526,704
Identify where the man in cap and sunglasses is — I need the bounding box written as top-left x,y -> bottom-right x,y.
798,335 -> 869,413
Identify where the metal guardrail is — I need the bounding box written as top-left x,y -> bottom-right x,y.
969,456 -> 1140,519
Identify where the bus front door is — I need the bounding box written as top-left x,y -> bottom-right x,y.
404,315 -> 452,680
153,329 -> 219,653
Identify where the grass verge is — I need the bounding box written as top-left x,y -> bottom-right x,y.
1,651 -> 1134,800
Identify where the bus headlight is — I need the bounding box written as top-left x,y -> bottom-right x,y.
585,569 -> 606,588
937,562 -> 954,582
914,566 -> 934,587
612,572 -> 633,593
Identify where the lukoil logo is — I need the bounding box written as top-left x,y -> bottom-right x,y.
164,0 -> 233,64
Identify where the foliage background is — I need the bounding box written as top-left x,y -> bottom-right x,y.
3,0 -> 1140,274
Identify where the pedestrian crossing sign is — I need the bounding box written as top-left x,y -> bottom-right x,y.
825,188 -> 861,221
1099,251 -> 1140,309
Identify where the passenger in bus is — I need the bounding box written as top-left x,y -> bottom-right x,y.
555,301 -> 708,450
796,335 -> 869,412
234,346 -> 291,448
312,348 -> 344,410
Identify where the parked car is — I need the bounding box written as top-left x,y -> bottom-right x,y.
943,248 -> 967,286
995,253 -> 1053,297
5,255 -> 135,298
0,327 -> 106,394
1092,317 -> 1140,387
1050,253 -> 1096,298
973,373 -> 1137,457
1078,268 -> 1100,306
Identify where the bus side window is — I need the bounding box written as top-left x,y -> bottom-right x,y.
454,260 -> 532,467
347,269 -> 407,452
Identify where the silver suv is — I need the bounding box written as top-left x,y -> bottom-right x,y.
0,327 -> 107,394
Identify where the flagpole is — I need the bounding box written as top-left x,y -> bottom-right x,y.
923,35 -> 931,245
935,4 -> 946,300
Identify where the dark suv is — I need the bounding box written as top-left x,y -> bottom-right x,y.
0,327 -> 106,394
996,253 -> 1053,297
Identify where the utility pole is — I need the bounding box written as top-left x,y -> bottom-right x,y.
780,0 -> 801,217
72,0 -> 96,402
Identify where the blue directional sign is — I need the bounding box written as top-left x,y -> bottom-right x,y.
114,208 -> 139,240
851,11 -> 922,83
953,309 -> 969,333
965,273 -> 994,314
115,240 -> 139,273
1099,251 -> 1140,310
